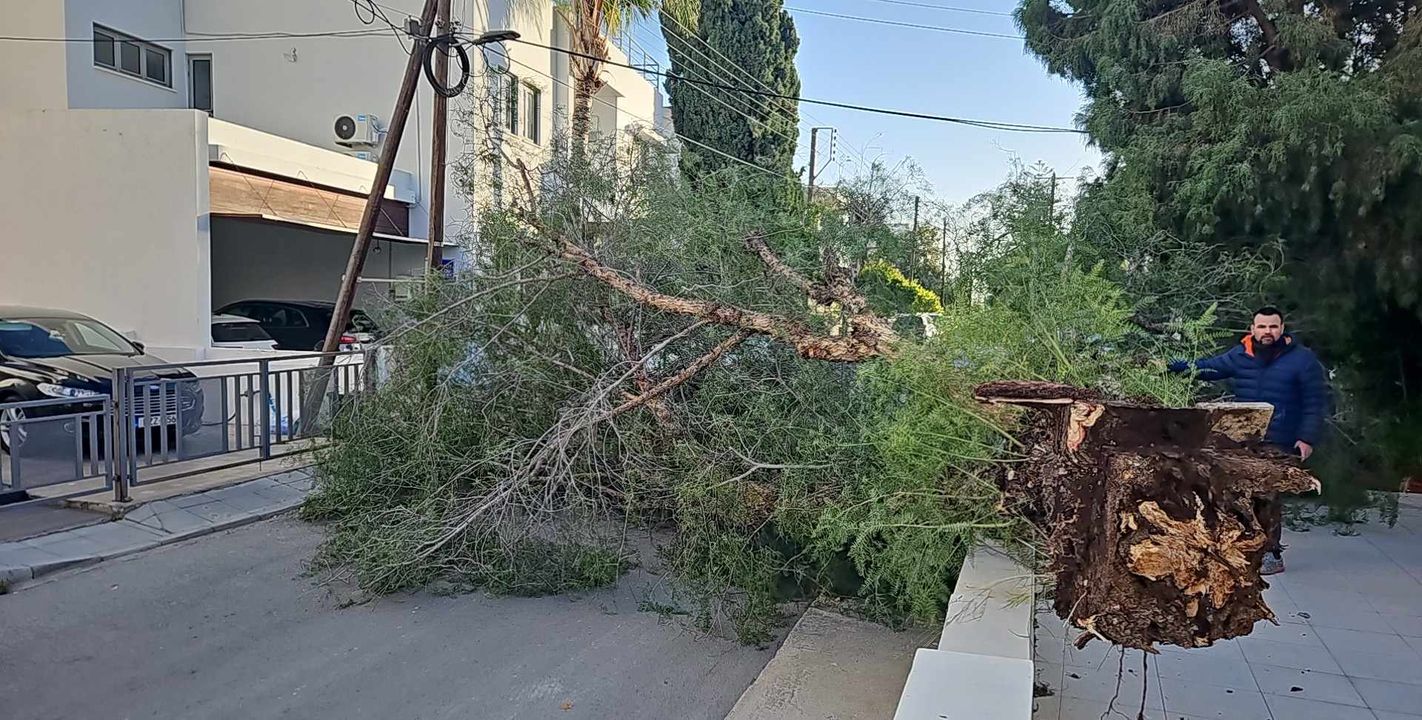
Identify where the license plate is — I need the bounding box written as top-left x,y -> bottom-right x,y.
134,414 -> 176,428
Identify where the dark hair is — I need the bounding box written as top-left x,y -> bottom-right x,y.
1253,305 -> 1285,321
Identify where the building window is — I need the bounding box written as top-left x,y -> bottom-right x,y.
93,25 -> 171,88
521,84 -> 541,144
502,71 -> 520,136
493,71 -> 541,144
189,55 -> 213,113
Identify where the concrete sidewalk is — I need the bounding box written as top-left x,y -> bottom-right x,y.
1036,495 -> 1422,720
0,467 -> 315,586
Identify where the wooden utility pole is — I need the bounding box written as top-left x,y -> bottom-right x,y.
302,0 -> 438,432
320,0 -> 436,359
910,195 -> 920,276
940,216 -> 948,301
1048,171 -> 1057,225
806,126 -> 821,203
425,0 -> 451,270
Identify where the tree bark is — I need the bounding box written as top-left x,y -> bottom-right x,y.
569,0 -> 609,159
512,161 -> 898,363
977,381 -> 1320,650
571,77 -> 595,157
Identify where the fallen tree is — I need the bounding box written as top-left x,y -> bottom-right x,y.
308,148 -> 1289,644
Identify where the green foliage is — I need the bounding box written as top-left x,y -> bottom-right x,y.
859,259 -> 945,314
661,0 -> 801,179
1017,0 -> 1422,464
307,144 -> 1239,641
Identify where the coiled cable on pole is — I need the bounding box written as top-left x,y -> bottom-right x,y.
423,33 -> 470,98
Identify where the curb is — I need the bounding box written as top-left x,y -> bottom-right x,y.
1,498 -> 304,588
0,471 -> 312,590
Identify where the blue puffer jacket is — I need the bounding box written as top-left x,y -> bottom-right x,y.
1169,335 -> 1331,447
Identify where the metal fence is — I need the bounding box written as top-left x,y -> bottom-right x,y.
0,350 -> 371,506
0,397 -> 113,500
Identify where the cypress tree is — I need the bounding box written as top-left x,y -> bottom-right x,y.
660,0 -> 801,179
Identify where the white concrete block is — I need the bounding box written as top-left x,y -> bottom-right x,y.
892,649 -> 1033,720
940,547 -> 1035,661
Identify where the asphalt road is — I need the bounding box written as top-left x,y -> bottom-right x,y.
0,517 -> 777,720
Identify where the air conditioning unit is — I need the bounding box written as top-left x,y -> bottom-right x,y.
334,113 -> 381,147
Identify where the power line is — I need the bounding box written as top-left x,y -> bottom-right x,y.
653,15 -> 783,120
784,6 -> 1025,40
624,27 -> 803,152
857,0 -> 1015,18
0,28 -> 396,43
497,36 -> 1082,134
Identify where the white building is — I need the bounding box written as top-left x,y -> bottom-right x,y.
0,0 -> 666,355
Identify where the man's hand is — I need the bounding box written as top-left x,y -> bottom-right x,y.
1295,441 -> 1314,461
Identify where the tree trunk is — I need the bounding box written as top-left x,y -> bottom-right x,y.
571,77 -> 593,159
976,381 -> 1320,651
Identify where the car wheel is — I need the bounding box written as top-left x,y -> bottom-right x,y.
0,397 -> 28,454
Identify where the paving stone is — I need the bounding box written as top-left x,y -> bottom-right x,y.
77,520 -> 165,550
24,532 -> 107,560
1384,613 -> 1422,639
131,505 -> 212,536
1055,659 -> 1162,708
0,541 -> 67,569
1306,609 -> 1400,634
1238,637 -> 1344,674
1263,694 -> 1378,720
247,482 -> 306,505
1406,634 -> 1422,657
1372,592 -> 1422,618
1244,619 -> 1326,647
183,500 -> 256,526
208,487 -> 282,514
237,477 -> 286,496
1314,625 -> 1417,657
1154,648 -> 1255,690
1328,647 -> 1422,685
1351,677 -> 1422,715
1054,695 -> 1112,720
122,503 -> 160,525
1249,663 -> 1366,707
1158,684 -> 1271,720
167,491 -> 224,509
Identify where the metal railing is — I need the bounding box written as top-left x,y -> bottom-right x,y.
0,350 -> 372,507
0,396 -> 113,500
108,350 -> 371,499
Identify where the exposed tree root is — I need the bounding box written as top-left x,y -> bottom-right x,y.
978,380 -> 1320,650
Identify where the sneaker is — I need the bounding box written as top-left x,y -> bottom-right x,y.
1261,553 -> 1285,576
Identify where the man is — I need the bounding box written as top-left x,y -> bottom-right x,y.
1169,306 -> 1330,575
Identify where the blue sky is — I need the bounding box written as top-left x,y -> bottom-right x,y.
628,1 -> 1101,206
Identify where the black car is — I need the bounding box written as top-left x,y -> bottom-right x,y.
215,300 -> 379,351
0,306 -> 203,453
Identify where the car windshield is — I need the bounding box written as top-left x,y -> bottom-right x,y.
0,317 -> 139,358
